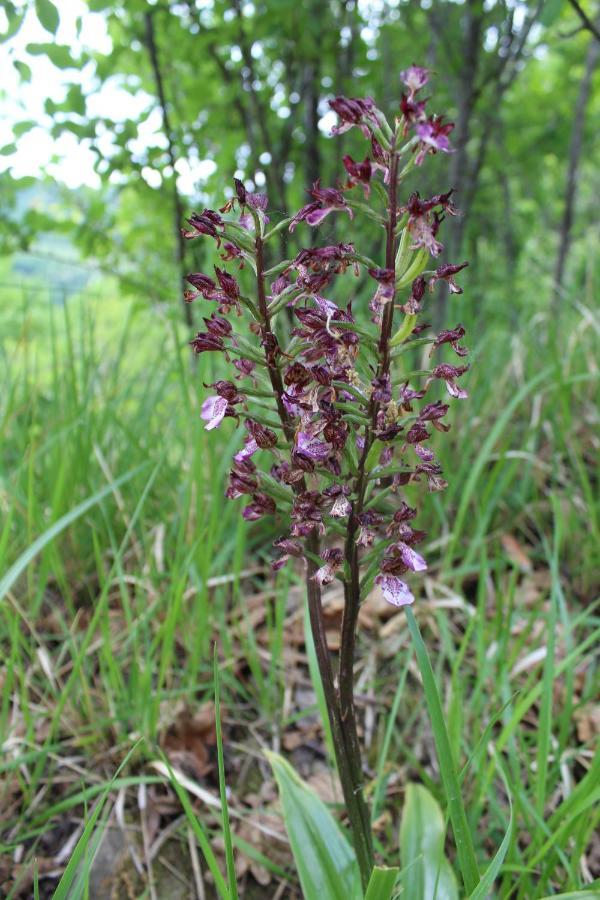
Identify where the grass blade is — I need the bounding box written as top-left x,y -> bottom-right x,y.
405,607 -> 480,894
214,644 -> 238,899
0,465 -> 144,602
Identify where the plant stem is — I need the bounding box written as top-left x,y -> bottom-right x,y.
305,532 -> 374,890
335,143 -> 400,886
255,229 -> 374,889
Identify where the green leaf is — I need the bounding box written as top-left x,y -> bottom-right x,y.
0,466 -> 144,603
266,751 -> 361,900
468,755 -> 513,900
12,59 -> 32,82
214,645 -> 238,899
35,0 -> 60,34
400,784 -> 459,900
537,892 -> 600,900
25,42 -> 77,68
364,866 -> 399,900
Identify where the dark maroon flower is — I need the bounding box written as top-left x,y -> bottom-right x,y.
292,243 -> 356,275
398,383 -> 427,412
429,363 -> 469,399
271,535 -> 304,571
368,267 -> 396,321
323,419 -> 349,451
190,333 -> 225,354
406,421 -> 431,444
371,374 -> 392,404
182,209 -> 224,244
226,459 -> 259,499
419,400 -> 450,432
291,491 -> 324,537
402,275 -> 427,314
343,155 -> 372,197
415,116 -> 455,166
399,93 -> 428,128
289,183 -> 354,232
428,262 -> 468,294
284,362 -> 312,387
329,95 -> 379,138
242,493 -> 276,521
214,266 -> 240,301
206,379 -> 241,402
220,242 -> 245,266
404,192 -> 456,257
430,324 -> 468,357
204,315 -> 232,338
246,418 -> 278,449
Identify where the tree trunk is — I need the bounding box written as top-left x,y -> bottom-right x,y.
144,11 -> 193,330
553,32 -> 600,309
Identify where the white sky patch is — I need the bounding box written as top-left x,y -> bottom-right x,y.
0,1 -> 215,195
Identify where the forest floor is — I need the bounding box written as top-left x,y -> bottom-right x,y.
1,297 -> 599,898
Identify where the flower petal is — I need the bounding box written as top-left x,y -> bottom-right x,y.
375,575 -> 415,607
201,395 -> 228,430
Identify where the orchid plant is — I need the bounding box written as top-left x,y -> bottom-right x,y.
183,67 -> 472,891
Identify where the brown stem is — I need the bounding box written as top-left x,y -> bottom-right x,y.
255,235 -> 374,887
337,145 -> 400,876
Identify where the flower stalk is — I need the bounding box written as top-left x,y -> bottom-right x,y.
183,66 -> 471,891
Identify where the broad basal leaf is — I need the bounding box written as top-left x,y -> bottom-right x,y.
400,783 -> 458,900
266,751 -> 361,900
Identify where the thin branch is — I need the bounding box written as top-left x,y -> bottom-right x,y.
567,0 -> 600,41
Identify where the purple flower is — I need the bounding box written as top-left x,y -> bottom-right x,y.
400,65 -> 429,97
293,432 -> 331,470
375,575 -> 415,607
415,116 -> 455,166
234,438 -> 259,464
201,395 -> 229,430
395,541 -> 427,572
289,183 -> 354,232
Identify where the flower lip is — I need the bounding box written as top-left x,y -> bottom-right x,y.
375,574 -> 415,607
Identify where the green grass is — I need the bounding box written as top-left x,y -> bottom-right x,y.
0,286 -> 598,898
